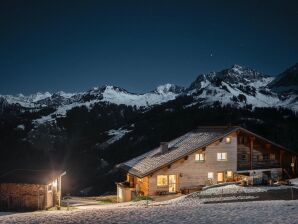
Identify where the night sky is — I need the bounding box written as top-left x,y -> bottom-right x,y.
1,0 -> 298,95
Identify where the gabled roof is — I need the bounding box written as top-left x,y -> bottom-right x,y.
0,169 -> 66,185
118,126 -> 296,178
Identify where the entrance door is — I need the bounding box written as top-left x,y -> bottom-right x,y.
168,175 -> 177,193
217,172 -> 224,183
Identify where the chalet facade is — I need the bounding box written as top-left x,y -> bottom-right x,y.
0,169 -> 66,210
117,126 -> 298,202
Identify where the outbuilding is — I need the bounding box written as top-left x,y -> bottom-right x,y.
0,169 -> 66,210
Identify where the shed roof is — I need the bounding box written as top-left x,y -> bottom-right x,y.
118,126 -> 295,178
0,169 -> 66,185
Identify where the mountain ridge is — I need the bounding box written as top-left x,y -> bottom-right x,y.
1,63 -> 298,125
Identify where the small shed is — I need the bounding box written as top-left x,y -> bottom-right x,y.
0,169 -> 66,211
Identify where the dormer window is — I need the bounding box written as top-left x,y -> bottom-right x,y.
195,153 -> 205,162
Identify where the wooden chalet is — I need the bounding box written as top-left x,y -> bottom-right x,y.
0,169 -> 66,210
116,126 -> 298,202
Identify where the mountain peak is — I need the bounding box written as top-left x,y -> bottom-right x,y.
230,64 -> 244,73
154,84 -> 184,94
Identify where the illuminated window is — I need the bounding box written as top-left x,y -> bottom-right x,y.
225,137 -> 231,144
195,153 -> 205,162
52,179 -> 58,188
217,152 -> 227,161
227,171 -> 233,177
217,172 -> 224,182
270,153 -> 275,160
157,175 -> 168,186
208,172 -> 214,179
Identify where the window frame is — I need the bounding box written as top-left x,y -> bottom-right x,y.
227,171 -> 233,178
270,153 -> 276,161
195,153 -> 205,162
217,152 -> 227,161
257,154 -> 263,161
241,154 -> 248,161
157,175 -> 168,187
263,153 -> 269,161
207,172 -> 214,179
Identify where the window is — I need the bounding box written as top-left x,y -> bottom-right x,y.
263,153 -> 269,161
47,184 -> 52,192
257,154 -> 263,161
225,137 -> 231,144
241,154 -> 248,161
238,136 -> 248,145
270,153 -> 275,161
208,172 -> 214,179
227,171 -> 233,177
217,152 -> 227,161
217,172 -> 224,182
195,153 -> 205,162
157,175 -> 168,186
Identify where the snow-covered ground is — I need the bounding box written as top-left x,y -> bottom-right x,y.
290,178 -> 298,186
1,185 -> 298,224
1,199 -> 298,224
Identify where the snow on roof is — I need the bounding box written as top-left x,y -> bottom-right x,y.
119,126 -> 237,177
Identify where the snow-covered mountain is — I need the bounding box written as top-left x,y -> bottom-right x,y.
269,63 -> 298,94
0,84 -> 183,124
1,63 -> 298,125
187,64 -> 277,108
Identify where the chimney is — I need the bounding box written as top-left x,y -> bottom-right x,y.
160,142 -> 169,154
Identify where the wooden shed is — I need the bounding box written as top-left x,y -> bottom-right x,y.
0,169 -> 66,211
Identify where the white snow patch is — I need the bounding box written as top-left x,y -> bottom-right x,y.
106,128 -> 132,144
289,178 -> 298,186
16,124 -> 25,130
199,184 -> 289,196
100,85 -> 178,108
33,100 -> 99,124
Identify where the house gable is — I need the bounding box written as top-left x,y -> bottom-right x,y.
147,133 -> 237,195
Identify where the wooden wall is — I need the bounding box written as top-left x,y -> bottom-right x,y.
147,133 -> 237,195
135,177 -> 149,196
0,183 -> 47,210
237,132 -> 282,171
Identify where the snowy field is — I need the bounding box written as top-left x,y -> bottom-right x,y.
1,185 -> 298,224
1,198 -> 298,223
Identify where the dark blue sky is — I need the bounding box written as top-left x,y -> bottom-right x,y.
1,0 -> 298,94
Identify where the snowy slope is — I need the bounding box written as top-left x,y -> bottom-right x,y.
187,64 -> 297,110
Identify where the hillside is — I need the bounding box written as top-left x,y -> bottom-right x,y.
1,63 -> 298,195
